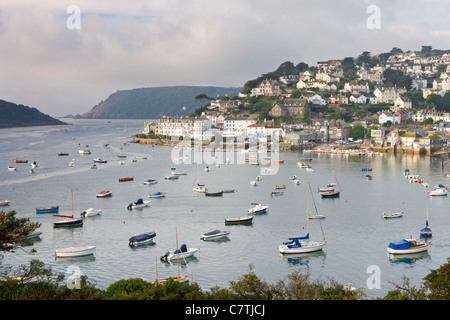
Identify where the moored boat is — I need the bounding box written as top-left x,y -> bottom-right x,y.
165,175 -> 179,180
119,177 -> 134,182
13,159 -> 28,163
55,245 -> 96,258
275,184 -> 286,189
270,191 -> 284,196
205,191 -> 223,197
129,231 -> 156,246
143,179 -> 157,185
58,153 -> 69,156
225,216 -> 253,225
93,158 -> 107,163
382,211 -> 404,219
247,203 -> 269,214
0,200 -> 11,206
36,206 -> 59,214
160,243 -> 199,261
8,166 -> 16,171
80,208 -> 103,217
387,238 -> 430,255
148,192 -> 166,198
96,190 -> 112,198
193,185 -> 207,193
127,198 -> 151,209
200,230 -> 230,240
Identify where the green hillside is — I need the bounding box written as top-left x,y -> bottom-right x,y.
81,86 -> 243,119
0,99 -> 67,128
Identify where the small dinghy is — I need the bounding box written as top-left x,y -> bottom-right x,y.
129,231 -> 156,246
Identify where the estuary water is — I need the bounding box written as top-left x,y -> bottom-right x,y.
1,118 -> 449,299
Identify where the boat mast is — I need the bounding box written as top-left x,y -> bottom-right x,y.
306,183 -> 310,234
176,227 -> 180,278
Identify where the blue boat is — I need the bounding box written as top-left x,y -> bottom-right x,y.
129,231 -> 157,246
420,220 -> 432,238
270,191 -> 284,196
36,206 -> 59,214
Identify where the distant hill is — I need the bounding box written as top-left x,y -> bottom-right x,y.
80,86 -> 243,119
0,99 -> 67,128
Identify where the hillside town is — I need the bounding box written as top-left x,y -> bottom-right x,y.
141,47 -> 450,156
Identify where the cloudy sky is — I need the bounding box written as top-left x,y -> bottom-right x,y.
1,0 -> 450,117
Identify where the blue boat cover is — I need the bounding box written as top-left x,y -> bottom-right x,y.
129,232 -> 156,242
174,243 -> 188,254
388,239 -> 411,249
135,198 -> 143,204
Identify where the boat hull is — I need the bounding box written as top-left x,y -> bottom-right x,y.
36,206 -> 59,214
55,246 -> 96,257
200,230 -> 230,240
96,191 -> 112,198
279,241 -> 324,254
162,248 -> 199,261
387,242 -> 430,254
225,216 -> 253,225
53,218 -> 84,228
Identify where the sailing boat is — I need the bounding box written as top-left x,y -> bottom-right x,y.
420,200 -> 432,238
321,171 -> 340,198
279,183 -> 326,254
156,228 -> 190,284
53,190 -> 84,228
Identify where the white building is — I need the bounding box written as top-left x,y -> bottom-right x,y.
223,117 -> 257,133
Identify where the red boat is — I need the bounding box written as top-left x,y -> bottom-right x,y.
119,177 -> 134,182
273,160 -> 284,164
96,190 -> 112,198
13,159 -> 28,163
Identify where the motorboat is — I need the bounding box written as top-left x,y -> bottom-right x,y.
55,246 -> 96,258
171,171 -> 187,175
8,166 -> 16,171
0,200 -> 10,206
93,158 -> 107,163
387,238 -> 430,255
270,191 -> 284,196
250,181 -> 257,186
225,216 -> 253,225
247,203 -> 269,214
428,185 -> 448,196
119,177 -> 134,182
96,190 -> 112,198
165,175 -> 179,180
148,192 -> 166,198
127,198 -> 151,210
143,179 -> 157,185
80,208 -> 103,217
129,231 -> 156,246
160,244 -> 199,261
193,185 -> 207,193
275,184 -> 286,189
200,230 -> 230,241
382,211 -> 404,219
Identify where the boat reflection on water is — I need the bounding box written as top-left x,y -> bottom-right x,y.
279,250 -> 326,266
387,251 -> 430,264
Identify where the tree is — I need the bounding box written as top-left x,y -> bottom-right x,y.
0,210 -> 41,253
350,123 -> 367,139
423,258 -> 450,300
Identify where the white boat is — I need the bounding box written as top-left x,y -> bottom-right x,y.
127,198 -> 151,209
428,185 -> 448,196
204,166 -> 211,172
293,179 -> 301,185
8,166 -> 16,171
279,183 -> 326,254
96,190 -> 112,198
250,181 -> 257,186
200,229 -> 230,240
193,186 -> 207,193
160,243 -> 199,261
306,167 -> 314,172
0,200 -> 10,206
382,211 -> 404,219
68,161 -> 74,167
165,174 -> 179,180
290,175 -> 297,180
80,208 -> 103,217
129,231 -> 156,246
143,179 -> 157,185
93,158 -> 107,163
387,238 -> 430,255
31,161 -> 39,168
55,245 -> 96,258
247,203 -> 269,214
148,192 -> 166,198
171,171 -> 187,175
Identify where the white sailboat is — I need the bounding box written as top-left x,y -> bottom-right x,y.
279,183 -> 326,254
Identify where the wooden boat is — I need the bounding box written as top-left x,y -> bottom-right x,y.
36,206 -> 59,214
387,238 -> 430,255
247,203 -> 269,214
93,158 -> 107,163
225,216 -> 253,225
13,159 -> 28,163
0,200 -> 10,206
58,153 -> 69,156
80,208 -> 103,217
279,183 -> 326,254
148,192 -> 166,198
143,179 -> 157,185
127,198 -> 151,210
165,175 -> 179,180
119,177 -> 134,182
53,191 -> 83,228
205,191 -> 223,197
382,211 -> 403,219
96,190 -> 112,198
200,229 -> 230,240
275,184 -> 287,189
129,231 -> 156,246
160,243 -> 199,261
55,245 -> 96,258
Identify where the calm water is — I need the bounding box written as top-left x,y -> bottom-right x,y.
1,119 -> 449,299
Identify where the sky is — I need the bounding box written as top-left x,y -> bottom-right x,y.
1,0 -> 450,117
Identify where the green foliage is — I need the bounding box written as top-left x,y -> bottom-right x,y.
0,210 -> 41,252
383,69 -> 412,90
423,258 -> 450,300
0,100 -> 66,128
350,123 -> 367,139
